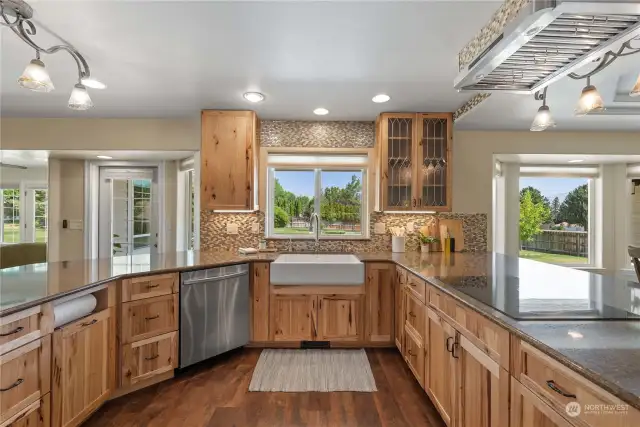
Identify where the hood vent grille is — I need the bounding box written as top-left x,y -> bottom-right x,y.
455,6 -> 640,94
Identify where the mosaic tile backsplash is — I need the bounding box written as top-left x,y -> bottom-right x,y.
200,211 -> 487,253
261,121 -> 375,148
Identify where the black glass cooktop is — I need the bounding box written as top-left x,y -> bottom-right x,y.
433,268 -> 640,321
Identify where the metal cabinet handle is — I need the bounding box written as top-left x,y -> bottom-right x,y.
546,380 -> 576,398
446,336 -> 454,352
145,315 -> 160,321
0,326 -> 24,337
412,198 -> 417,207
0,378 -> 24,392
146,284 -> 160,289
408,311 -> 416,317
81,319 -> 97,327
407,350 -> 415,357
145,355 -> 159,361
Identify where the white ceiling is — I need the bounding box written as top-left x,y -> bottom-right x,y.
0,150 -> 194,167
1,0 -> 498,120
1,1 -> 638,132
495,153 -> 640,164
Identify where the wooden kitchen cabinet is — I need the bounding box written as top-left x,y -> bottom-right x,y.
250,262 -> 270,342
3,395 -> 50,427
365,263 -> 394,343
377,113 -> 452,212
317,295 -> 363,342
121,331 -> 177,387
270,295 -> 316,341
426,307 -> 456,427
395,266 -> 406,351
201,110 -> 258,210
511,377 -> 574,427
52,308 -> 114,427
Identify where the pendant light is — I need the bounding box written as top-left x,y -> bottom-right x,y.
630,73 -> 640,97
17,57 -> 54,92
575,77 -> 604,116
530,87 -> 555,131
68,83 -> 93,110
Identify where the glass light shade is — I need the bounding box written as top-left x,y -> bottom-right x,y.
530,105 -> 556,131
68,84 -> 93,110
575,84 -> 604,116
17,59 -> 55,92
81,77 -> 106,90
630,73 -> 640,97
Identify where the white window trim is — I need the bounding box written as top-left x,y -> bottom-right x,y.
266,164 -> 369,240
519,167 -> 596,268
0,181 -> 47,244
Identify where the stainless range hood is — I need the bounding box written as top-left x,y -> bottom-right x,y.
454,1 -> 640,94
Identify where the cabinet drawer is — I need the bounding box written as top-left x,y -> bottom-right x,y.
0,305 -> 52,356
122,331 -> 177,387
122,273 -> 178,302
429,286 -> 445,311
121,294 -> 178,344
403,325 -> 424,387
406,273 -> 426,304
405,292 -> 425,343
0,335 -> 50,425
2,393 -> 50,427
517,340 -> 640,427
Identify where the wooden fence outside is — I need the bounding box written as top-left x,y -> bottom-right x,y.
521,230 -> 588,258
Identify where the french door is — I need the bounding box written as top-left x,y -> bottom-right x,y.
98,168 -> 159,258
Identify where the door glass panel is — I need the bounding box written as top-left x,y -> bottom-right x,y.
2,189 -> 20,243
386,118 -> 413,208
419,117 -> 448,208
112,179 -> 130,256
34,190 -> 48,242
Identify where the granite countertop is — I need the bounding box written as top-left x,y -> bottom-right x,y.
2,250 -> 640,410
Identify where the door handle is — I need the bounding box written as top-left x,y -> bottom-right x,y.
0,378 -> 24,392
0,326 -> 24,337
146,284 -> 160,289
408,311 -> 416,317
546,380 -> 577,398
412,198 -> 417,207
145,315 -> 160,321
81,319 -> 97,327
446,336 -> 453,353
145,354 -> 159,361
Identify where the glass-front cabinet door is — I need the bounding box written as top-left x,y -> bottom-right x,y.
416,113 -> 452,211
380,114 -> 415,210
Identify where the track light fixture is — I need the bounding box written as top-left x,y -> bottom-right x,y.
530,87 -> 556,131
0,0 -> 105,110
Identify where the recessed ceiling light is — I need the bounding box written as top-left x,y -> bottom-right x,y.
313,108 -> 329,115
372,94 -> 390,103
568,159 -> 584,163
97,155 -> 113,159
243,92 -> 264,103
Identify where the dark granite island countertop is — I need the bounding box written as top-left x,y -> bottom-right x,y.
2,250 -> 640,410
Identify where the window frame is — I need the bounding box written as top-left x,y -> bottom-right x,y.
266,161 -> 369,240
1,187 -> 21,244
519,168 -> 596,268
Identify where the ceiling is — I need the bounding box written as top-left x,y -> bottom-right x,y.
1,1 -> 638,131
0,150 -> 194,167
495,154 -> 640,164
1,0 -> 497,120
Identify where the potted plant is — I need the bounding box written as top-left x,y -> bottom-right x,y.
418,231 -> 439,253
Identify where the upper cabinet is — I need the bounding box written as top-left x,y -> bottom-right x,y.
201,110 -> 258,210
377,113 -> 452,212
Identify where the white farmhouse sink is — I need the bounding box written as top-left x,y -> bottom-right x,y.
270,254 -> 364,285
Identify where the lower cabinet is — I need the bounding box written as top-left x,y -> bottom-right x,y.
511,377 -> 573,427
52,308 -> 114,427
403,324 -> 424,387
3,395 -> 50,427
426,307 -> 456,427
317,295 -> 363,342
365,263 -> 394,344
395,267 -> 406,351
122,331 -> 177,387
270,295 -> 316,341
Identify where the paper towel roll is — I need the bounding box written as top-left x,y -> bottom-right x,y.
54,294 -> 97,328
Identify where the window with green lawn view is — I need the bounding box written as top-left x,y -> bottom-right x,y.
519,176 -> 591,265
268,167 -> 365,238
2,189 -> 20,243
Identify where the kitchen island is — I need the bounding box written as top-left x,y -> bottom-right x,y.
1,251 -> 640,427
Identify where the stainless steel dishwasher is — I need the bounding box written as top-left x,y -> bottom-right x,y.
179,264 -> 249,368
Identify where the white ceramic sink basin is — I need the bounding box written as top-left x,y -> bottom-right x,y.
270,254 -> 364,285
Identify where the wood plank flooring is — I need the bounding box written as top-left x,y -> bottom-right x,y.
84,348 -> 446,427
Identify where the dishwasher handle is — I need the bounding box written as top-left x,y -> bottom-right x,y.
182,271 -> 248,285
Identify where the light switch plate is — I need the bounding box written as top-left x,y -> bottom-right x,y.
406,222 -> 415,233
374,222 -> 386,234
226,223 -> 239,235
69,220 -> 83,230
251,222 -> 260,234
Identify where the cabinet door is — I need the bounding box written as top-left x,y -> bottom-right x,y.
395,267 -> 406,351
416,113 -> 452,211
457,334 -> 509,427
121,331 -> 177,387
317,295 -> 363,342
511,377 -> 574,427
52,308 -> 113,427
426,308 -> 456,427
4,395 -> 50,427
404,324 -> 424,387
380,114 -> 416,210
366,263 -> 394,343
201,110 -> 256,210
270,295 -> 316,341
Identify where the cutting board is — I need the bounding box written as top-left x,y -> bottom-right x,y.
439,219 -> 465,251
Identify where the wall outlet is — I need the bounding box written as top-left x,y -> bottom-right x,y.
251,222 -> 260,234
226,223 -> 239,235
406,222 -> 415,233
374,222 -> 386,234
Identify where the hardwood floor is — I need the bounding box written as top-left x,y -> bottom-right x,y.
84,348 -> 446,427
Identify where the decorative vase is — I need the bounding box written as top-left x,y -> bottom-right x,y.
421,244 -> 430,253
392,236 -> 406,253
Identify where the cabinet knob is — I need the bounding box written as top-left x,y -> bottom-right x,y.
412,198 -> 417,207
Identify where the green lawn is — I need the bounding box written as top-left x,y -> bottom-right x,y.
273,227 -> 312,235
519,250 -> 587,264
2,224 -> 47,243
